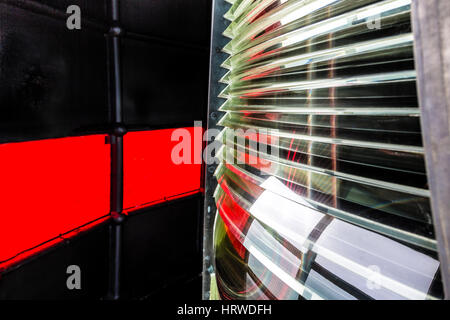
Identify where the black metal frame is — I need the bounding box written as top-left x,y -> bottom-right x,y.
105,0 -> 126,300
202,0 -> 230,300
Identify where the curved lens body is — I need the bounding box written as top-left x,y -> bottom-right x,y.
211,0 -> 444,300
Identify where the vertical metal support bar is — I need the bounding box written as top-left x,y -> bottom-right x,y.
202,0 -> 230,300
106,0 -> 126,300
412,0 -> 450,299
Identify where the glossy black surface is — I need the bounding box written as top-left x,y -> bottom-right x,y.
0,223 -> 110,300
0,0 -> 212,142
16,0 -> 109,23
119,0 -> 211,131
121,38 -> 209,130
120,0 -> 211,47
122,195 -> 203,299
0,2 -> 109,143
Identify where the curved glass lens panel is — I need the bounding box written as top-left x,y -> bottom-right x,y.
212,0 -> 444,300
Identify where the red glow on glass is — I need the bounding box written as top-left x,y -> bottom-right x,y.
241,67 -> 280,81
123,127 -> 202,211
217,192 -> 249,260
0,135 -> 110,266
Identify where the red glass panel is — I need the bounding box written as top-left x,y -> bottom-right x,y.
123,127 -> 203,211
0,135 -> 110,265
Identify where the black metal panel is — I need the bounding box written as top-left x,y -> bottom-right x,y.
8,0 -> 109,23
120,0 -> 212,47
121,195 -> 202,299
121,37 -> 209,130
0,2 -> 109,143
0,223 -> 110,300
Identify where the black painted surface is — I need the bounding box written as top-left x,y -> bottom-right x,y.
0,223 -> 110,300
0,2 -> 109,143
0,0 -> 211,140
120,0 -> 211,131
121,195 -> 203,299
120,0 -> 212,47
8,0 -> 109,23
122,38 -> 209,130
